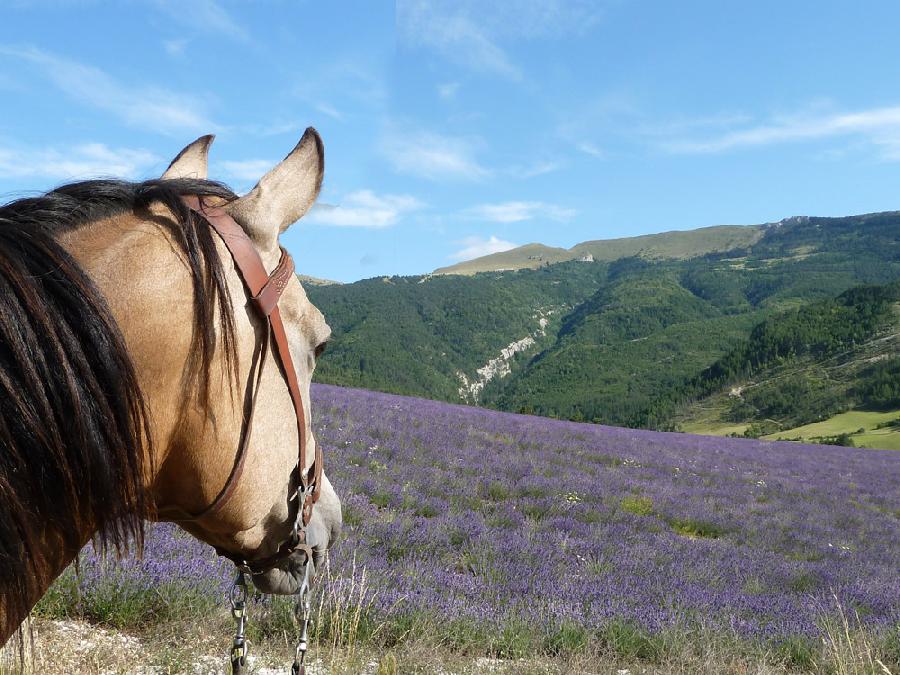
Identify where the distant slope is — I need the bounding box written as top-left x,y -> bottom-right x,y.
673,282 -> 900,446
298,273 -> 341,286
435,224 -> 765,275
434,242 -> 571,275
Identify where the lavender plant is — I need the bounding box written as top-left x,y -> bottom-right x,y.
38,384 -> 900,661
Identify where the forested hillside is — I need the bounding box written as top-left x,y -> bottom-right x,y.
675,282 -> 900,445
308,211 -> 900,438
309,262 -> 607,401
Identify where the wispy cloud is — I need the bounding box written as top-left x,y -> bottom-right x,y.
0,142 -> 159,180
556,91 -> 639,158
163,38 -> 189,56
307,190 -> 423,228
153,0 -> 250,43
218,159 -> 273,182
293,60 -> 387,117
450,235 -> 518,261
437,82 -> 461,100
508,160 -> 564,178
314,102 -> 344,121
399,1 -> 520,80
662,105 -> 900,159
0,46 -> 216,135
576,142 -> 605,158
399,1 -> 604,80
381,129 -> 490,180
465,200 -> 576,223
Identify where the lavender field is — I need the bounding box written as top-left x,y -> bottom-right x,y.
40,384 -> 900,669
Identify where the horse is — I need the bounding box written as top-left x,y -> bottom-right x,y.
0,128 -> 343,649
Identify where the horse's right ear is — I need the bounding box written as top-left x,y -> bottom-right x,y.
162,134 -> 215,180
227,127 -> 324,251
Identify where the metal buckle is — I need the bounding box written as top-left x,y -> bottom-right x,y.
292,481 -> 316,541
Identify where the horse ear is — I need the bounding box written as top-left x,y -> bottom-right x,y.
162,134 -> 215,180
227,127 -> 324,249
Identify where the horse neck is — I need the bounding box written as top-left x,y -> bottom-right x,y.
58,210 -> 229,508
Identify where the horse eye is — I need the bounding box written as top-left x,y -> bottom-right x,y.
314,341 -> 328,359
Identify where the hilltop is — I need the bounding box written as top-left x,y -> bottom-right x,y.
434,223 -> 767,275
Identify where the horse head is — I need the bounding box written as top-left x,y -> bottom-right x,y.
0,129 -> 341,644
151,129 -> 343,594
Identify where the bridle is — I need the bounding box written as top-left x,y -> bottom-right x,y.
159,195 -> 324,573
176,195 -> 323,674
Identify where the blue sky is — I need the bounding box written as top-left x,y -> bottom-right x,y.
2,2 -> 900,282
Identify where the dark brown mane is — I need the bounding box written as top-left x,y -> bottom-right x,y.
0,178 -> 237,635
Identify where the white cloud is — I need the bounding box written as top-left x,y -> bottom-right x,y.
314,102 -> 344,121
0,46 -> 216,135
381,129 -> 490,180
399,2 -> 520,80
0,142 -> 159,180
306,190 -> 423,228
466,200 -> 576,223
662,105 -> 900,159
398,1 -> 604,80
509,160 -> 563,178
163,38 -> 189,56
576,142 -> 605,158
450,235 -> 518,261
555,91 -> 638,158
437,82 -> 461,100
293,60 -> 387,115
153,0 -> 250,42
218,159 -> 273,182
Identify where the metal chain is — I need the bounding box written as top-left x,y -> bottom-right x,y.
290,549 -> 314,675
225,483 -> 317,674
230,570 -> 250,674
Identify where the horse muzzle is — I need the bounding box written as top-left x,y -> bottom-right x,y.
252,482 -> 342,595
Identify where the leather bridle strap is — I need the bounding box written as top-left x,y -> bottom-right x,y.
177,195 -> 321,527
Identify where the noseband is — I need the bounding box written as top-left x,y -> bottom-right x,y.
163,195 -> 323,575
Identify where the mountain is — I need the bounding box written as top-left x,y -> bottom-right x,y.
297,273 -> 341,286
308,210 -> 900,448
434,224 -> 766,275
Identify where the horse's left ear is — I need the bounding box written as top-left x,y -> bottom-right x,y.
162,134 -> 215,180
227,127 -> 324,250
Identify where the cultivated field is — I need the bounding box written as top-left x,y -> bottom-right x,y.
11,385 -> 900,673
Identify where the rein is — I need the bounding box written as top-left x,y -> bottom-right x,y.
178,196 -> 323,674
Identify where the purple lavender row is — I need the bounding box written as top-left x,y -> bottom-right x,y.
60,383 -> 900,642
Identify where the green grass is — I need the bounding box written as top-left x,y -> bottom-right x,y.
763,408 -> 900,450
620,495 -> 655,517
669,518 -> 725,539
681,419 -> 750,436
17,592 -> 900,674
681,407 -> 900,451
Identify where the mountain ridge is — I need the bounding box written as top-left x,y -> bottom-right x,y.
308,209 -> 900,448
435,222 -> 768,275
434,210 -> 900,276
